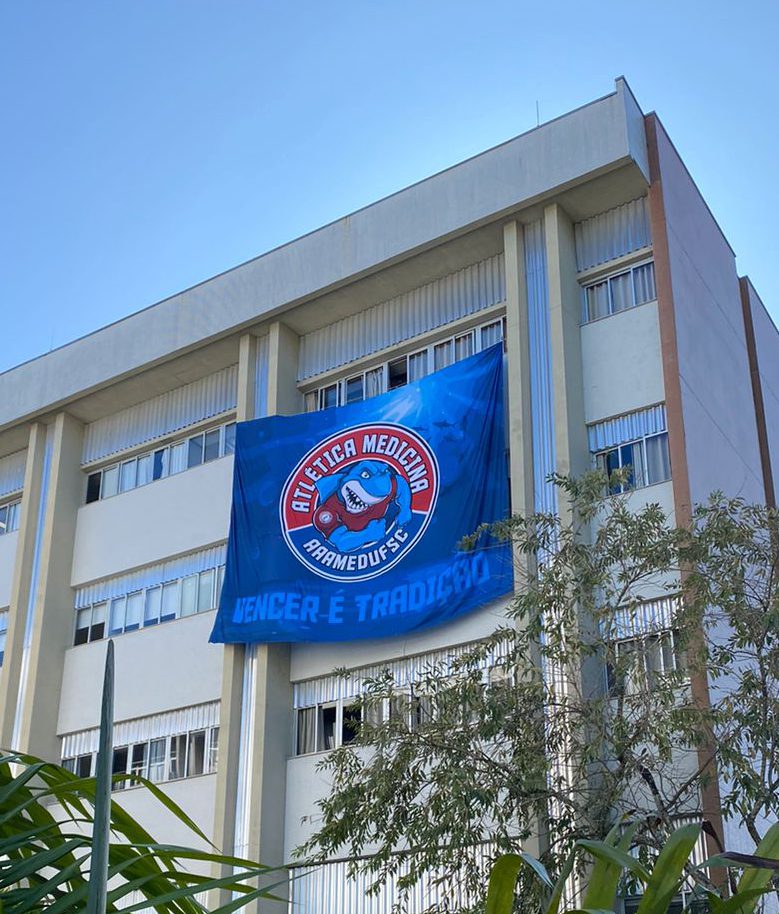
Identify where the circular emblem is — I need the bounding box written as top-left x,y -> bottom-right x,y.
280,423 -> 439,582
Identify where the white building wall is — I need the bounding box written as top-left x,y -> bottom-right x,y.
580,301 -> 664,423
58,610 -> 223,733
0,531 -> 18,608
71,456 -> 232,586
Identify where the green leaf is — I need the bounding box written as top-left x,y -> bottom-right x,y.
732,822 -> 779,914
635,823 -> 701,914
582,822 -> 641,910
486,854 -> 524,914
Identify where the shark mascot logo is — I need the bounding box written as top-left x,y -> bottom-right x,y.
280,423 -> 439,582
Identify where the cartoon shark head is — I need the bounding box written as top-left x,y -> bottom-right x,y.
338,460 -> 395,515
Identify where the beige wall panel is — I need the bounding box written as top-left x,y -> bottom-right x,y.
580,302 -> 665,423
71,457 -> 233,586
0,532 -> 18,608
58,610 -> 223,734
289,597 -> 510,683
284,754 -> 335,858
118,774 -> 217,864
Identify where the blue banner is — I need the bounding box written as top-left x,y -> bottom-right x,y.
209,344 -> 511,644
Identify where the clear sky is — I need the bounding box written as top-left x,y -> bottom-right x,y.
2,0 -> 777,373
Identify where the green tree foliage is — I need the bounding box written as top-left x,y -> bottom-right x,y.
0,749 -> 282,913
297,472 -> 779,913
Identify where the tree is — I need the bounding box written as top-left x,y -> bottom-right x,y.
295,472 -> 779,914
0,642 -> 282,913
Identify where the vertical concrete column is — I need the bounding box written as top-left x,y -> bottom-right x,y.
212,333 -> 258,887
0,422 -> 48,747
503,221 -> 535,523
15,412 -> 85,760
247,321 -> 298,911
543,203 -> 589,498
211,326 -> 297,910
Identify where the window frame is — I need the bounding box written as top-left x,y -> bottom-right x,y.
581,259 -> 656,324
84,419 -> 238,504
73,563 -> 226,645
594,431 -> 671,494
302,315 -> 507,413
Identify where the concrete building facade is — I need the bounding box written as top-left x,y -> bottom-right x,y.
0,78 -> 777,912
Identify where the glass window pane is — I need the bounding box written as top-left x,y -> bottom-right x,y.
101,465 -> 119,498
365,366 -> 384,399
646,432 -> 671,484
408,351 -> 429,382
207,727 -> 219,773
144,586 -> 161,626
317,705 -> 337,751
86,473 -> 102,503
119,460 -> 137,493
169,734 -> 187,780
320,384 -> 338,409
109,597 -> 126,635
130,743 -> 148,781
204,429 -> 220,462
223,423 -> 236,455
152,448 -> 168,480
169,442 -> 187,475
137,453 -> 153,487
0,506 -> 7,534
197,569 -> 215,613
161,581 -> 180,621
186,730 -> 206,777
609,272 -> 633,313
112,747 -> 128,790
433,340 -> 454,371
76,754 -> 92,778
480,321 -> 503,349
345,376 -> 363,404
90,602 -> 107,641
7,503 -> 19,532
296,707 -> 317,755
125,592 -> 143,631
342,705 -> 361,745
605,448 -> 622,494
388,358 -> 407,390
187,434 -> 204,469
181,574 -> 198,617
585,281 -> 609,321
148,738 -> 166,783
620,443 -> 637,489
304,391 -> 318,413
75,608 -> 91,645
216,565 -> 225,604
633,262 -> 656,304
455,332 -> 474,361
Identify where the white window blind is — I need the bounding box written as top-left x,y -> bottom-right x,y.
587,404 -> 667,452
0,450 -> 26,499
61,701 -> 220,759
293,639 -> 510,709
575,197 -> 651,271
82,365 -> 239,465
298,253 -> 505,381
74,543 -> 227,608
611,597 -> 678,640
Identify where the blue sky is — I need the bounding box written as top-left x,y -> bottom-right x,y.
2,0 -> 777,373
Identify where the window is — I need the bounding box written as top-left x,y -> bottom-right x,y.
0,611 -> 7,666
294,702 -> 365,756
582,261 -> 656,323
69,724 -> 221,791
606,629 -> 687,694
304,316 -> 506,412
595,432 -> 671,493
83,420 -> 237,504
73,563 -> 225,645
